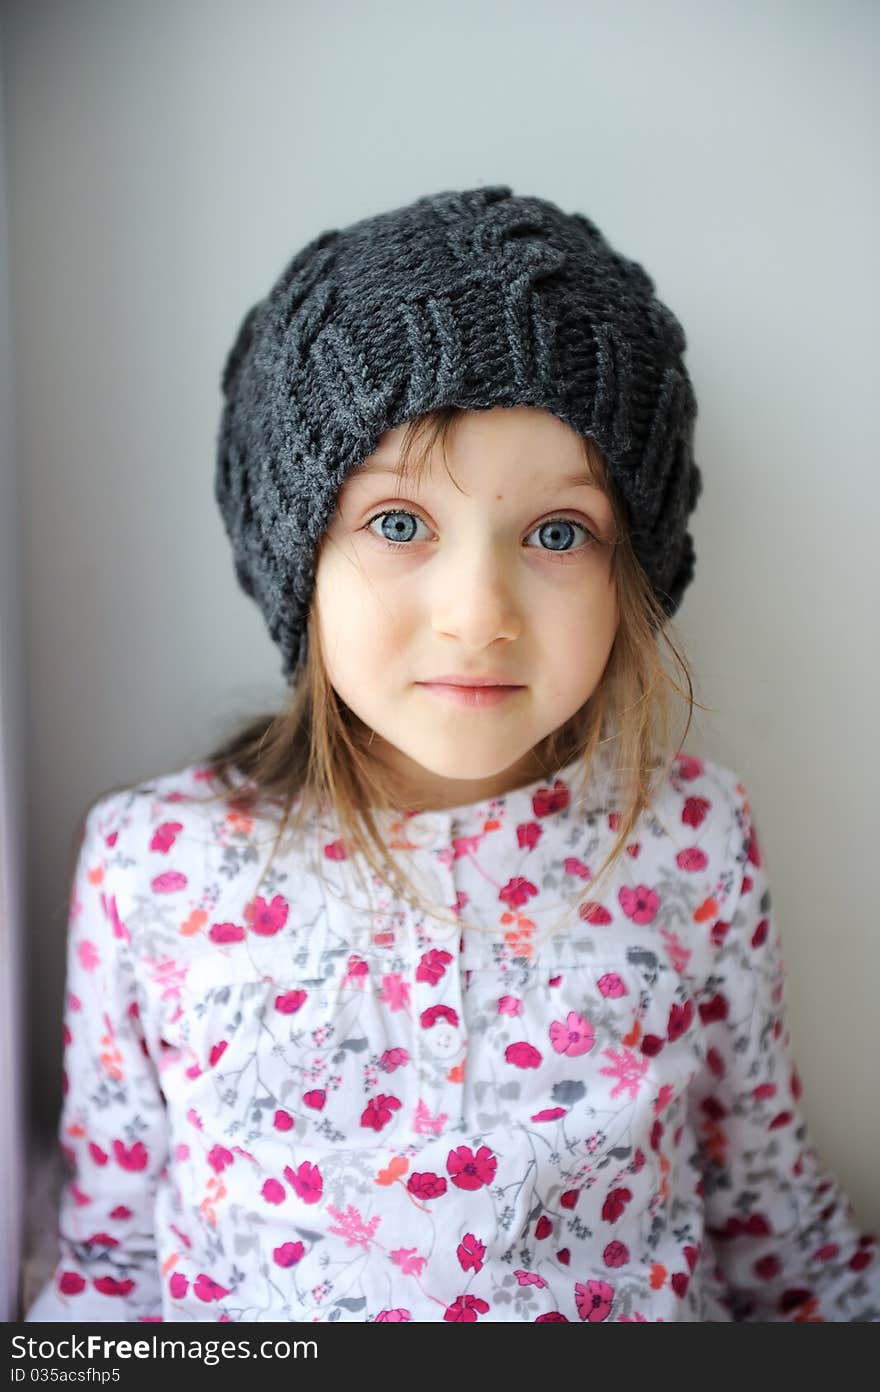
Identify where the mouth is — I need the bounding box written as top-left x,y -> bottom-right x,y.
415,682 -> 525,709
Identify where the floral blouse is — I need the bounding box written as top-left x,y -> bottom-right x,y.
25,749 -> 879,1323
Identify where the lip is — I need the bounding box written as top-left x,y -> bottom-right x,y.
416,682 -> 525,709
419,675 -> 525,688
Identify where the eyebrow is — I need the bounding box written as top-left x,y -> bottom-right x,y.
351,462 -> 605,492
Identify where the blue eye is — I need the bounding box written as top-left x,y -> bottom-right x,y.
364,510 -> 597,556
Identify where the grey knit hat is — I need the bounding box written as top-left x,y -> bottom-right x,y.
216,185 -> 702,683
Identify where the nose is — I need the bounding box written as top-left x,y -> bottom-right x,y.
431,544 -> 522,648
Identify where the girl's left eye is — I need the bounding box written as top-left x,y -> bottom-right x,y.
363,509 -> 598,557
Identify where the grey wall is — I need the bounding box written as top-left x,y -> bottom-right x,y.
1,0 -> 878,1240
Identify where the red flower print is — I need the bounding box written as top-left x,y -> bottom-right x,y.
549,1011 -> 595,1056
407,1172 -> 448,1200
246,894 -> 289,937
447,1144 -> 497,1191
303,1090 -> 326,1110
209,1041 -> 227,1067
112,1139 -> 148,1171
517,820 -> 541,851
536,1311 -> 570,1321
207,1145 -> 234,1173
769,1111 -> 793,1130
84,1233 -> 118,1248
416,948 -> 453,985
109,1206 -> 131,1220
273,1241 -> 305,1267
603,1240 -> 629,1267
444,1294 -> 491,1322
535,1216 -> 552,1239
457,1232 -> 486,1273
698,992 -> 729,1024
274,1109 -> 294,1130
560,1189 -> 580,1209
755,1254 -> 781,1280
209,922 -> 245,943
618,884 -> 659,925
710,919 -> 730,947
284,1160 -> 323,1204
575,1279 -> 614,1322
88,1142 -> 108,1165
640,1034 -> 665,1057
580,901 -> 612,925
650,1120 -> 664,1151
682,795 -> 710,829
671,1272 -> 689,1298
667,999 -> 694,1041
261,1178 -> 285,1205
275,989 -> 307,1014
557,1249 -> 571,1265
533,780 -> 570,817
778,1288 -> 812,1314
683,1244 -> 700,1272
751,918 -> 769,948
193,1273 -> 230,1302
93,1277 -> 135,1297
601,1187 -> 633,1223
169,1272 -> 188,1298
676,847 -> 708,872
499,876 -> 539,911
58,1272 -> 85,1296
505,1041 -> 542,1069
706,1047 -> 725,1077
419,1003 -> 460,1029
361,1094 -> 402,1132
497,995 -> 522,1016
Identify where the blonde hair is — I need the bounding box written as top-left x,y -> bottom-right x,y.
136,405 -> 708,950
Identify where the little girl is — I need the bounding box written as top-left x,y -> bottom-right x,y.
27,185 -> 878,1323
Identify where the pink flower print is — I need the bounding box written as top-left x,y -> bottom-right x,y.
323,838 -> 347,862
533,779 -> 570,817
414,1098 -> 449,1135
76,940 -> 100,972
515,1270 -> 548,1288
375,1308 -> 412,1322
246,894 -> 289,937
274,1242 -> 305,1267
109,1205 -> 132,1219
603,1240 -> 630,1267
112,1139 -> 148,1171
653,1084 -> 676,1115
390,1247 -> 427,1276
361,1093 -> 402,1132
169,1272 -> 188,1298
261,1178 -> 286,1205
676,845 -> 708,872
445,1294 -> 491,1322
103,893 -> 130,943
93,1277 -> 135,1297
419,1003 -> 459,1029
379,1047 -> 409,1071
58,1272 -> 85,1296
209,922 -> 245,944
416,948 -> 454,985
499,876 -> 539,911
457,1233 -> 486,1273
303,1090 -> 326,1111
599,1046 -> 649,1100
505,1041 -> 542,1068
618,884 -> 659,925
531,1107 -> 568,1122
406,1172 -> 447,1200
149,958 -> 188,1002
667,998 -> 694,1041
597,972 -> 627,998
284,1160 -> 323,1204
497,995 -> 522,1016
209,1041 -> 227,1068
327,1204 -> 381,1249
516,820 -> 542,851
275,989 -> 307,1014
151,871 -> 188,894
549,1011 -> 595,1057
341,955 -> 369,988
564,855 -> 591,880
601,1187 -> 633,1223
274,1109 -> 294,1131
207,1145 -> 234,1173
447,1144 -> 497,1191
576,1279 -> 614,1322
193,1273 -> 229,1302
535,1311 -> 570,1321
380,972 -> 411,1012
151,821 -> 183,853
660,927 -> 691,973
88,1142 -> 108,1166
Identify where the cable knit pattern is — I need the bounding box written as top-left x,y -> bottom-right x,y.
215,186 -> 702,681
26,753 -> 878,1322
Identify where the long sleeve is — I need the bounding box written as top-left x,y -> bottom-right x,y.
25,795 -> 169,1322
688,781 -> 879,1321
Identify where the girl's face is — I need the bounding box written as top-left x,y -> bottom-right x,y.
315,405 -> 619,810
